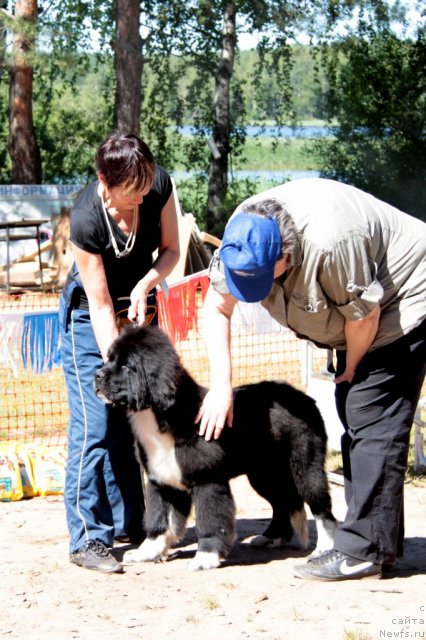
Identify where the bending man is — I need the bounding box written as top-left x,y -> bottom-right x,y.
198,178 -> 426,581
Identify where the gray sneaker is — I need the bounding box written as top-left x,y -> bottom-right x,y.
294,549 -> 381,581
70,540 -> 123,573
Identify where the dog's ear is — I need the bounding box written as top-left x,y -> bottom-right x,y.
127,360 -> 152,412
118,325 -> 185,413
136,344 -> 181,412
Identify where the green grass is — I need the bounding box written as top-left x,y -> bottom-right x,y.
344,630 -> 373,640
172,136 -> 321,172
203,595 -> 220,611
239,137 -> 321,171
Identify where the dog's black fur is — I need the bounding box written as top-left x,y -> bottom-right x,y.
95,324 -> 337,570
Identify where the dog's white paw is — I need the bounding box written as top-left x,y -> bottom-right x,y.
250,534 -> 285,549
310,517 -> 339,557
123,536 -> 168,564
187,550 -> 221,571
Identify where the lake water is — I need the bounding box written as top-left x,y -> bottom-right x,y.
176,124 -> 331,138
171,169 -> 320,182
172,124 -> 326,181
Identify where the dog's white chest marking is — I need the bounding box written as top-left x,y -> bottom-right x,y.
130,409 -> 186,491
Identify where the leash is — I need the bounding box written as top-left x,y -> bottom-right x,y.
115,305 -> 157,330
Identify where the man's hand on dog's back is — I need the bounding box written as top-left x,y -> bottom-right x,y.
196,385 -> 234,441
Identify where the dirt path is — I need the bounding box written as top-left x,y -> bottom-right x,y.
1,476 -> 425,640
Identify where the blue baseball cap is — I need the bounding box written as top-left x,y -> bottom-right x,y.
219,213 -> 282,302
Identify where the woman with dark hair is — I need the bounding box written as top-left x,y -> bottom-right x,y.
60,132 -> 179,573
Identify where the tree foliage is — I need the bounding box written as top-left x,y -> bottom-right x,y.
0,0 -> 424,228
313,3 -> 426,219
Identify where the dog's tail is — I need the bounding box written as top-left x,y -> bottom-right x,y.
290,507 -> 309,548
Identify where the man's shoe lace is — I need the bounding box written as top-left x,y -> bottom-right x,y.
308,549 -> 344,565
84,540 -> 111,557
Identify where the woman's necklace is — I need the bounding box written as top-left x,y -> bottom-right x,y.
101,196 -> 138,259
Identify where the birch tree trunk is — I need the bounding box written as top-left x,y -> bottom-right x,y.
205,2 -> 236,234
8,0 -> 42,184
113,0 -> 143,135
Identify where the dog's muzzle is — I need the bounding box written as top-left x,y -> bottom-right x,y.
94,369 -> 111,403
94,367 -> 131,408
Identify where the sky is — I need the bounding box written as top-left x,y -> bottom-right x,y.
236,1 -> 423,51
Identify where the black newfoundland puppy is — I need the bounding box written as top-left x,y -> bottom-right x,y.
95,324 -> 337,570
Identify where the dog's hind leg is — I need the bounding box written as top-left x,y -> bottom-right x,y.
300,469 -> 338,556
285,406 -> 339,555
247,469 -> 308,549
290,461 -> 338,556
188,482 -> 236,571
310,511 -> 338,557
123,480 -> 191,564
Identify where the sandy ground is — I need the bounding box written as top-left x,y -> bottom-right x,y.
1,475 -> 425,640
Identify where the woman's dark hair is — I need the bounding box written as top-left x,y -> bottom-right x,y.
95,132 -> 156,194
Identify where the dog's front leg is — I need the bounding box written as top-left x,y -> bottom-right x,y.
123,479 -> 191,564
188,482 -> 237,571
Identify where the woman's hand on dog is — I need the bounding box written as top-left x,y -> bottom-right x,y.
196,385 -> 234,441
128,283 -> 149,325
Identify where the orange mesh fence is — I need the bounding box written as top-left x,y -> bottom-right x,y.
0,274 -> 331,447
0,292 -> 61,311
0,291 -> 66,446
1,275 -> 424,503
